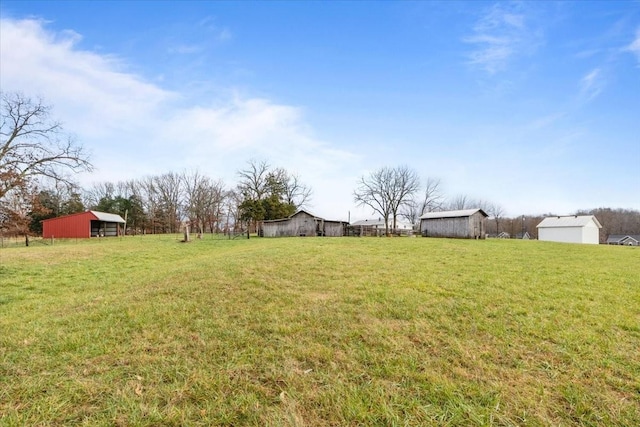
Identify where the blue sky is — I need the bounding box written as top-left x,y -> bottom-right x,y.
1,1 -> 639,220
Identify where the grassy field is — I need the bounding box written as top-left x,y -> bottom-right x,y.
0,236 -> 638,426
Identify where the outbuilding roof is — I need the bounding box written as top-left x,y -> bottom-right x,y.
262,209 -> 346,224
90,211 -> 126,223
41,210 -> 126,223
536,215 -> 602,229
606,234 -> 640,243
420,208 -> 488,220
351,218 -> 413,227
262,209 -> 319,223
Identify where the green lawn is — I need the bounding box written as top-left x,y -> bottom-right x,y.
1,236 -> 638,426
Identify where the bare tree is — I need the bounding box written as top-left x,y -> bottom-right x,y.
182,170 -> 209,235
447,194 -> 474,210
154,172 -> 183,233
204,179 -> 227,234
84,182 -> 115,208
354,165 -> 419,235
182,171 -> 227,235
225,189 -> 244,232
485,203 -> 505,236
387,165 -> 420,230
139,176 -> 159,233
237,159 -> 270,200
354,168 -> 392,233
0,92 -> 92,244
402,177 -> 444,225
280,170 -> 312,209
0,92 -> 92,200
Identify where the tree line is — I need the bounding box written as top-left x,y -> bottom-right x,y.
11,162 -> 312,237
2,91 -> 638,242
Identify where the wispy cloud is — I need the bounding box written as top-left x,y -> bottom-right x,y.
198,16 -> 232,42
165,17 -> 231,55
216,28 -> 232,42
526,112 -> 567,131
167,44 -> 203,55
626,27 -> 640,66
579,68 -> 605,102
464,2 -> 541,74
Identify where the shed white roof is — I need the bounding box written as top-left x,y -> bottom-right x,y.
536,215 -> 601,229
420,208 -> 488,220
351,218 -> 413,228
90,211 -> 126,223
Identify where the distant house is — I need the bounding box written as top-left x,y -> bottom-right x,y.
351,218 -> 413,230
606,234 -> 640,246
261,210 -> 346,237
42,211 -> 126,239
536,215 -> 602,244
349,217 -> 414,236
420,208 -> 488,239
492,231 -> 530,240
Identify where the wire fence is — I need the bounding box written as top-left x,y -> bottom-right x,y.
0,231 -> 250,249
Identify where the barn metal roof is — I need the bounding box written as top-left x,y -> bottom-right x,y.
262,210 -> 317,223
419,208 -> 488,220
261,209 -> 347,224
536,215 -> 602,229
90,211 -> 126,223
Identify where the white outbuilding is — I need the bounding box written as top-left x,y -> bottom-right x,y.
536,215 -> 602,244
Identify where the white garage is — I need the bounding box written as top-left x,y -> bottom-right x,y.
536,215 -> 602,244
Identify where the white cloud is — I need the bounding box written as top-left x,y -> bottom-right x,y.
464,2 -> 540,74
0,17 -> 359,220
579,68 -> 605,102
0,18 -> 173,137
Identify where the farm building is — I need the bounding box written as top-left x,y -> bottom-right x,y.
606,234 -> 640,246
420,208 -> 488,239
261,210 -> 347,237
42,211 -> 126,239
536,215 -> 602,244
494,231 -> 531,240
349,217 -> 414,236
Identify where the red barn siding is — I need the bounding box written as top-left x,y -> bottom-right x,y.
42,211 -> 93,238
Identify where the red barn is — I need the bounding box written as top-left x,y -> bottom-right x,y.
42,211 -> 126,239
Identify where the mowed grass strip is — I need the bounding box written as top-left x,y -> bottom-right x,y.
0,236 -> 638,426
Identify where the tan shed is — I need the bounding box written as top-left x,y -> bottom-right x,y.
261,210 -> 346,237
